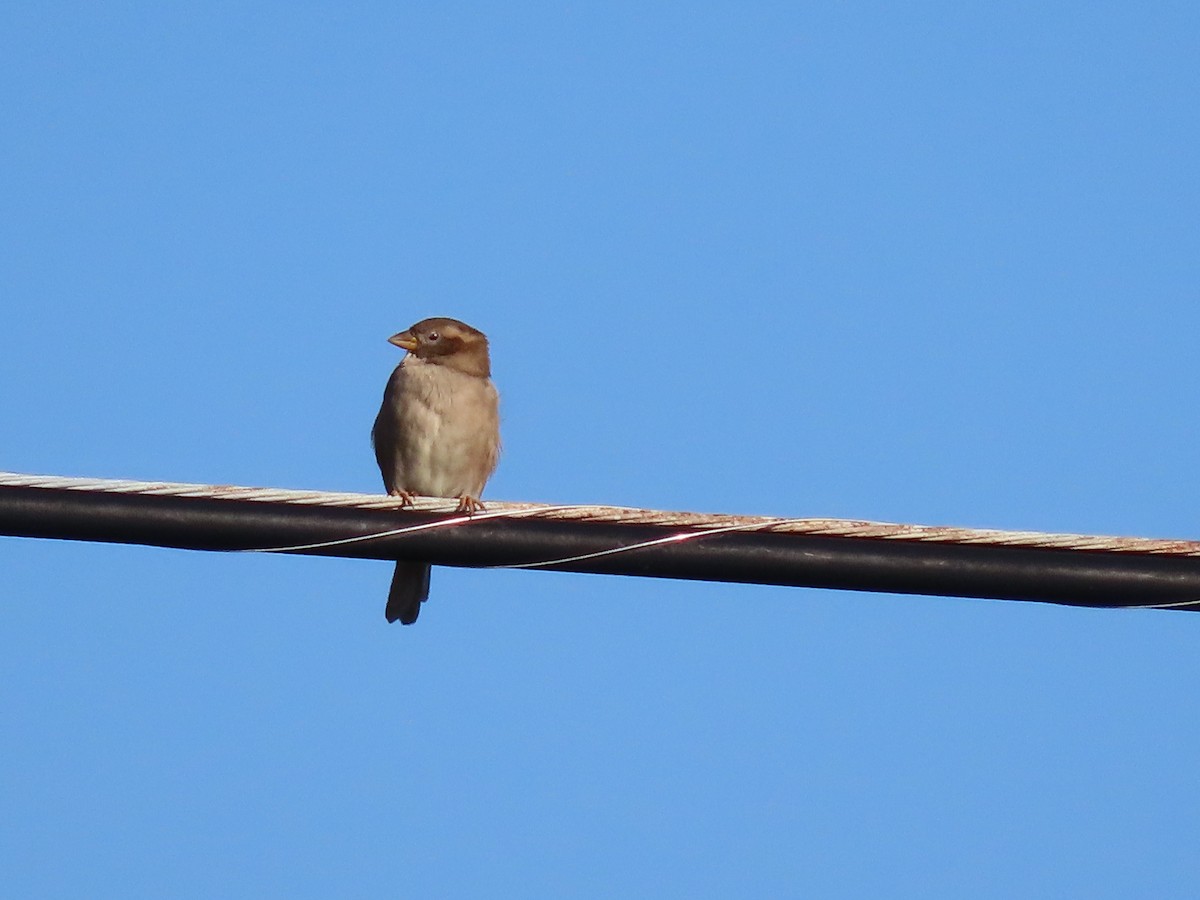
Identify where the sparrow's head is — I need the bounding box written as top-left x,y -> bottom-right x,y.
388,317 -> 491,378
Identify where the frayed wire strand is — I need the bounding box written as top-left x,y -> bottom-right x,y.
237,504 -> 586,554
488,516 -> 818,570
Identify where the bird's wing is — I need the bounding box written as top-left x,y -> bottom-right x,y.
371,367 -> 403,494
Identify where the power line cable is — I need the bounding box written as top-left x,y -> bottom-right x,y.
1,471 -> 1198,612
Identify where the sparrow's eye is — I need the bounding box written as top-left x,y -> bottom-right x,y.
427,331 -> 440,342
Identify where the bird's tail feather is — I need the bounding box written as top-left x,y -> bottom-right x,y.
385,561 -> 432,625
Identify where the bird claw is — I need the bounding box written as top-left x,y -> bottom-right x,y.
456,495 -> 485,514
389,489 -> 416,508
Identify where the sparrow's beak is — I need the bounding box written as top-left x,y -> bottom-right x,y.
388,330 -> 419,352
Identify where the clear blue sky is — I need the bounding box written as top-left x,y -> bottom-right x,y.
3,3 -> 1198,896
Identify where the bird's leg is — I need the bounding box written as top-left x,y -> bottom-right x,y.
456,494 -> 486,514
389,489 -> 416,508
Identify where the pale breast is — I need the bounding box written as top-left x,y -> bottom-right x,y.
377,357 -> 500,499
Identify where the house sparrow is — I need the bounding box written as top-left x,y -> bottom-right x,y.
371,317 -> 501,624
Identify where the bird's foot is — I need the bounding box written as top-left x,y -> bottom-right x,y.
456,494 -> 486,515
389,489 -> 416,508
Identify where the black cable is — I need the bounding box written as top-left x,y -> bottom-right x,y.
2,483 -> 1198,611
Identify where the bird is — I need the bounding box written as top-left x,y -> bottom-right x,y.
371,317 -> 501,624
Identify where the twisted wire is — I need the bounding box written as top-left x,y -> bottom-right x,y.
2,470 -> 1196,557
